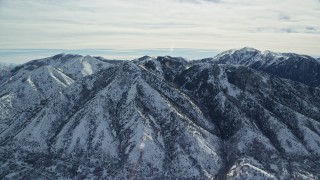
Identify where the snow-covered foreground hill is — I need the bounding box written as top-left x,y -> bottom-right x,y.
0,49 -> 320,179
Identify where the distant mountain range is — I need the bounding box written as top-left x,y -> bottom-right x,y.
0,48 -> 320,179
197,47 -> 320,87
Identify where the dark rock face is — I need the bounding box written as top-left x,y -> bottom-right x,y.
1,50 -> 320,179
253,55 -> 320,87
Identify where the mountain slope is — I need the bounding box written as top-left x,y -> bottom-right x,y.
175,63 -> 320,179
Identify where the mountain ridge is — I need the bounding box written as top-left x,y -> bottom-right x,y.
195,47 -> 320,87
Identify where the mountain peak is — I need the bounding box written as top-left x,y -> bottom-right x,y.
220,47 -> 259,54
134,55 -> 156,62
238,47 -> 259,52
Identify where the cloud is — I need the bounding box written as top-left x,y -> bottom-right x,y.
176,0 -> 222,3
282,28 -> 295,33
0,0 -> 319,56
203,0 -> 222,2
279,15 -> 291,21
306,26 -> 316,30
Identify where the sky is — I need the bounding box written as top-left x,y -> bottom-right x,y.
0,0 -> 319,63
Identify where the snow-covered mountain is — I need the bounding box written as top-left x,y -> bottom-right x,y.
0,49 -> 320,179
197,47 -> 320,87
0,54 -> 112,132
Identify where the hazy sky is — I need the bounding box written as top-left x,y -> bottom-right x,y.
0,0 -> 320,63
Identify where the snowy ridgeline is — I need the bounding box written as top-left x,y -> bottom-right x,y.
0,49 -> 320,179
0,63 -> 15,73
